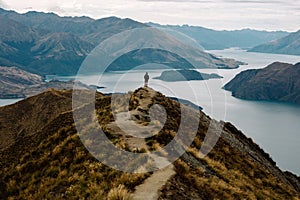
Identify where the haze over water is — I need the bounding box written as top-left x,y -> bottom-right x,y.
90,49 -> 300,175
2,49 -> 299,175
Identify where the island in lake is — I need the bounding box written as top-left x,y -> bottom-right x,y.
154,69 -> 223,82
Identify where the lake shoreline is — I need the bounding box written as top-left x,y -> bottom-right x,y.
1,49 -> 300,175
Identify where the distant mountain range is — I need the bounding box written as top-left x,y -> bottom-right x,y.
0,8 -> 243,75
0,8 -> 146,47
224,62 -> 300,104
97,27 -> 243,73
0,8 -> 147,75
0,8 -> 290,76
249,29 -> 300,55
148,23 -> 289,50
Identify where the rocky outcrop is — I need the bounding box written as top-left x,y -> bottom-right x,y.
224,62 -> 300,104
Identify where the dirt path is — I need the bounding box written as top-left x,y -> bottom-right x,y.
106,87 -> 163,150
132,164 -> 175,200
108,112 -> 176,199
107,88 -> 176,199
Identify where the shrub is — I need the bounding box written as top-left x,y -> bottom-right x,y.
107,185 -> 132,200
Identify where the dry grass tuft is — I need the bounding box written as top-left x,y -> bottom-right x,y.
107,185 -> 132,200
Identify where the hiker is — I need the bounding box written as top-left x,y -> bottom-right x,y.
144,72 -> 149,87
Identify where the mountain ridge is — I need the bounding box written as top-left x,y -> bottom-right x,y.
148,22 -> 289,50
0,88 -> 299,199
0,8 -> 147,75
249,29 -> 300,55
0,8 -> 287,76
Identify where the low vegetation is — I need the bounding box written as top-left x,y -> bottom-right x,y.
0,88 -> 299,199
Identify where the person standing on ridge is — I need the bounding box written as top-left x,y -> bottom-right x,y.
144,72 -> 149,87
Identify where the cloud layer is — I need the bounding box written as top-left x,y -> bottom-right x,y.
1,0 -> 299,31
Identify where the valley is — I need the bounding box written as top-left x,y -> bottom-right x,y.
0,5 -> 300,200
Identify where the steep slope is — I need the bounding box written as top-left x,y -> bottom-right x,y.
0,15 -> 37,45
29,32 -> 94,75
0,9 -> 148,75
97,28 -> 243,72
0,66 -> 42,98
0,89 -> 73,150
0,89 -> 150,200
0,8 -> 243,75
1,9 -> 95,35
0,15 -> 38,68
0,88 -> 299,199
249,29 -> 300,55
107,48 -> 194,71
82,17 -> 148,45
0,13 -> 95,75
148,23 -> 289,50
0,8 -> 147,46
0,66 -> 92,98
224,62 -> 300,104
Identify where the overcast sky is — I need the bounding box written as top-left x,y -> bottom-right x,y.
1,0 -> 300,32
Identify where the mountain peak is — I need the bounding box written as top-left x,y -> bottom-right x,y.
24,10 -> 59,17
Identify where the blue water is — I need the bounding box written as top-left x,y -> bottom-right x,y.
0,99 -> 23,107
2,49 -> 300,175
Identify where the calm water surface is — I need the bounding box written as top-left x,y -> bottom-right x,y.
2,49 -> 300,174
86,49 -> 300,175
0,99 -> 23,107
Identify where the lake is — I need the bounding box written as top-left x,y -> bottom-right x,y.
1,49 -> 300,175
0,98 -> 23,107
75,49 -> 300,175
